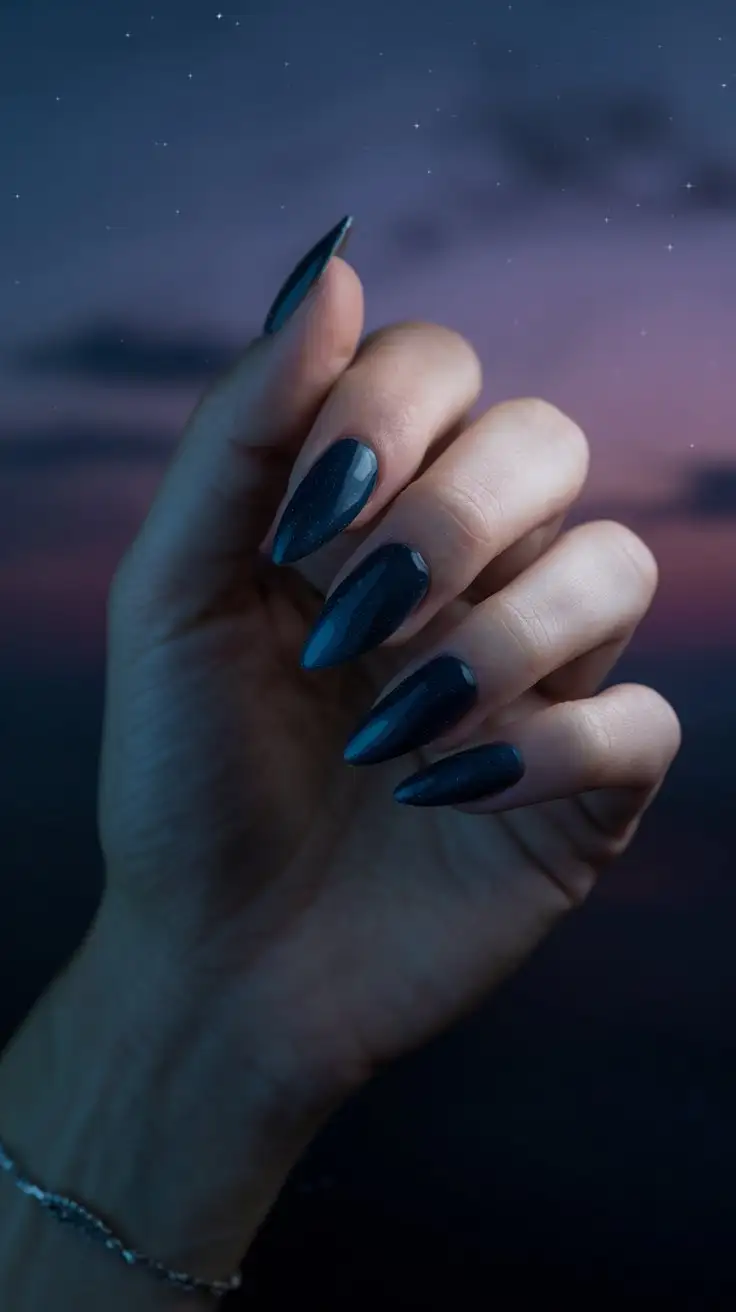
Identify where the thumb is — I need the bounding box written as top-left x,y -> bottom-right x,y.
121,218 -> 363,624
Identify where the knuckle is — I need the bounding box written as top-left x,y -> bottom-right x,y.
437,477 -> 499,553
593,521 -> 659,598
618,684 -> 683,768
492,397 -> 590,493
497,593 -> 558,670
581,684 -> 682,786
500,396 -> 589,449
359,320 -> 482,388
577,700 -> 619,767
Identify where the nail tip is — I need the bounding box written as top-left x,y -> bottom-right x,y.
262,214 -> 355,335
270,525 -> 311,566
270,539 -> 296,566
393,784 -> 419,806
342,740 -> 370,766
335,212 -> 354,240
299,641 -> 330,671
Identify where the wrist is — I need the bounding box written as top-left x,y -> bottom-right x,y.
0,894 -> 345,1290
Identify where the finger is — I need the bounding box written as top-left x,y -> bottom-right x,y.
463,512 -> 566,604
392,682 -> 682,833
292,409 -> 480,605
536,632 -> 633,703
534,531 -> 659,704
111,235 -> 363,632
259,321 -> 483,565
299,398 -> 588,671
341,520 -> 657,767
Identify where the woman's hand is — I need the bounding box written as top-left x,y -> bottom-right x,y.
100,234 -> 681,1107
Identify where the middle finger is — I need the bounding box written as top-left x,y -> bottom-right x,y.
300,397 -> 589,671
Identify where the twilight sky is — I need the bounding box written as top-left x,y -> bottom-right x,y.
2,0 -> 736,1301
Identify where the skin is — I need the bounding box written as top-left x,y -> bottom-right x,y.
100,252 -> 680,1085
0,254 -> 681,1307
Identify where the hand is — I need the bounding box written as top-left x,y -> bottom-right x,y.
99,235 -> 681,1105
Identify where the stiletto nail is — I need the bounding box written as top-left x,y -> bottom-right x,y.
300,543 -> 430,671
393,742 -> 525,807
343,655 -> 478,766
271,438 -> 379,566
263,214 -> 353,335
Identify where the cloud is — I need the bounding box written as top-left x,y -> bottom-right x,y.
11,318 -> 238,386
447,83 -> 675,189
0,422 -> 173,468
669,463 -> 736,521
573,463 -> 736,527
686,161 -> 736,212
0,422 -> 171,563
386,79 -> 736,272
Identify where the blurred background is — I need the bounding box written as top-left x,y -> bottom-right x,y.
1,0 -> 735,1305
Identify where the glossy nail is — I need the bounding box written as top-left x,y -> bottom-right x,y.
300,543 -> 430,671
271,438 -> 379,565
393,742 -> 525,807
343,655 -> 478,766
263,214 -> 353,335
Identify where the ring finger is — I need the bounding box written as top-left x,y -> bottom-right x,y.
340,519 -> 658,766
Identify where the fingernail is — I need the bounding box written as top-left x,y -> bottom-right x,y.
343,655 -> 478,766
300,543 -> 430,671
393,742 -> 525,807
271,438 -> 379,565
263,214 -> 353,335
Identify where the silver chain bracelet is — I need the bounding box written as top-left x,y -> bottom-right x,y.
0,1135 -> 242,1299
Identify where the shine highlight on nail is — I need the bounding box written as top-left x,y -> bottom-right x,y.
393,742 -> 526,808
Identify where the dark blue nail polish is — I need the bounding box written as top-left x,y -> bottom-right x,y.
263,215 -> 353,335
300,543 -> 430,670
393,742 -> 525,807
271,438 -> 379,566
343,655 -> 478,766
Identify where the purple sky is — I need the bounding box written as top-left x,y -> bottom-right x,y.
2,0 -> 735,663
2,2 -> 736,1298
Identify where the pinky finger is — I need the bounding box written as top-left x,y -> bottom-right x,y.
393,683 -> 682,832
